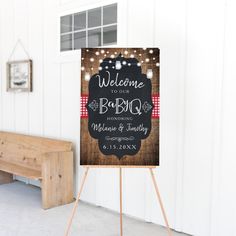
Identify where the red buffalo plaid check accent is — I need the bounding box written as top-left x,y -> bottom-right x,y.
81,94 -> 160,119
80,95 -> 88,118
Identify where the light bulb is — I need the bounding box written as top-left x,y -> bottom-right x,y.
85,72 -> 90,81
147,69 -> 153,79
115,61 -> 122,70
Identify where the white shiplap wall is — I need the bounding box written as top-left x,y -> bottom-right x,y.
0,0 -> 235,235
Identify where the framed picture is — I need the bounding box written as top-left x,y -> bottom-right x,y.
80,48 -> 160,166
7,59 -> 32,92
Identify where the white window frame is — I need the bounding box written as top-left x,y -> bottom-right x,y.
59,2 -> 118,53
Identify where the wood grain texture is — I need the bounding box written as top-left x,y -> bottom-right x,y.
0,170 -> 13,184
0,131 -> 74,209
0,131 -> 72,171
0,160 -> 41,180
41,151 -> 74,209
80,48 -> 159,166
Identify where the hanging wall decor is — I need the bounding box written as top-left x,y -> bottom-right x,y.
7,59 -> 33,92
80,48 -> 160,166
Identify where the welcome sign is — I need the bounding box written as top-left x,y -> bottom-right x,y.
80,48 -> 159,166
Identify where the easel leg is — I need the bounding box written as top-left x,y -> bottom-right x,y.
119,167 -> 123,236
64,167 -> 89,236
149,168 -> 172,236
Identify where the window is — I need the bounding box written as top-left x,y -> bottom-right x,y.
60,4 -> 117,51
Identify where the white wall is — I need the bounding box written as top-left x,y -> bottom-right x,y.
0,0 -> 235,235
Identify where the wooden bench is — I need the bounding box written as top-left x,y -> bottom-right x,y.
0,131 -> 74,209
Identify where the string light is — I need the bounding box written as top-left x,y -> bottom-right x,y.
130,54 -> 134,58
147,69 -> 153,79
99,66 -> 102,70
124,50 -> 128,55
101,49 -> 105,54
99,59 -> 103,63
111,54 -> 115,58
145,58 -> 150,62
128,63 -> 131,66
90,58 -> 94,62
105,66 -> 109,69
122,61 -> 127,65
149,49 -> 153,54
115,61 -> 122,70
109,60 -> 112,63
156,62 -> 160,66
85,72 -> 90,81
95,51 -> 100,55
81,66 -> 85,71
137,62 -> 141,66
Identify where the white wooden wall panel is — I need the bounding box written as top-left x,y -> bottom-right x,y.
1,0 -> 15,132
28,0 -> 44,136
14,0 -> 29,134
182,0 -> 225,235
43,0 -> 61,138
211,1 -> 236,235
1,0 -> 236,235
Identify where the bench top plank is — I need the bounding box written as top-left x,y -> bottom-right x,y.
0,160 -> 42,180
0,131 -> 72,171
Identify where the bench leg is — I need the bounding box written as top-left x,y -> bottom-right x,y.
0,171 -> 13,185
41,151 -> 74,209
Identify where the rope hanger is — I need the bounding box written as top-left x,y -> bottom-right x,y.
8,38 -> 31,62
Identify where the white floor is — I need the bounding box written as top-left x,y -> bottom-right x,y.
0,181 -> 188,236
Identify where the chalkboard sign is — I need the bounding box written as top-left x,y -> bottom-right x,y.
80,48 -> 159,166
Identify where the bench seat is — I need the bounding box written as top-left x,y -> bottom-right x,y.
0,160 -> 42,180
0,131 -> 74,209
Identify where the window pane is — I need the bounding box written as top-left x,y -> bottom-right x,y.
103,25 -> 117,45
74,12 -> 86,31
61,34 -> 72,51
88,8 -> 101,28
61,15 -> 72,33
74,31 -> 86,49
88,28 -> 101,47
103,4 -> 117,25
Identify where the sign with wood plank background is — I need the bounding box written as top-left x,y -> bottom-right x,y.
80,48 -> 159,166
